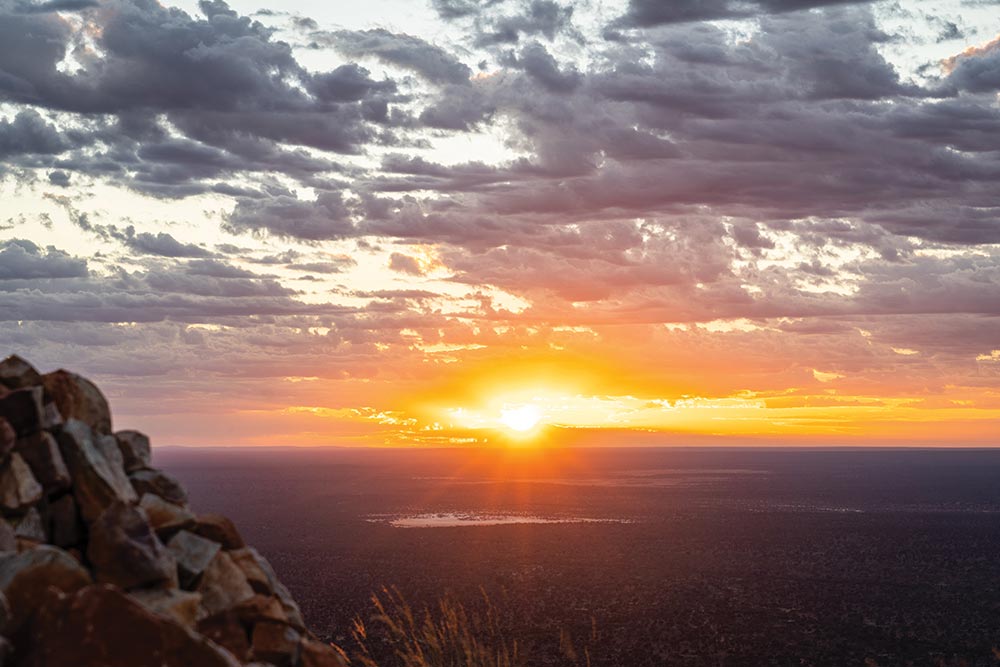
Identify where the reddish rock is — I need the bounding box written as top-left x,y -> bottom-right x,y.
130,468 -> 188,506
13,507 -> 46,543
87,502 -> 177,590
129,587 -> 203,628
16,431 -> 71,493
0,355 -> 42,390
0,452 -> 43,514
251,620 -> 301,667
241,547 -> 306,630
0,520 -> 16,552
299,639 -> 350,667
0,387 -> 50,438
41,369 -> 112,435
56,419 -> 137,522
140,493 -> 194,537
197,610 -> 252,662
0,545 -> 91,636
114,429 -> 152,472
229,548 -> 273,595
191,513 -> 245,550
23,584 -> 240,667
232,594 -> 289,625
46,494 -> 84,548
168,530 -> 221,589
0,418 -> 15,460
196,551 -> 255,616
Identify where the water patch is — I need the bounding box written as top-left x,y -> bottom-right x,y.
370,512 -> 630,528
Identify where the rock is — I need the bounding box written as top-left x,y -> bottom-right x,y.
197,611 -> 252,662
0,418 -> 15,460
56,419 -> 137,522
0,520 -> 15,552
0,452 -> 43,514
299,639 -> 350,667
15,431 -> 70,493
196,551 -> 255,616
251,621 -> 301,667
0,355 -> 42,390
13,507 -> 46,543
129,587 -> 203,628
229,548 -> 273,595
140,493 -> 195,536
0,590 -> 9,635
0,387 -> 50,438
47,494 -> 84,548
130,468 -> 188,506
24,584 -> 241,667
115,429 -> 152,472
87,501 -> 177,590
191,513 -> 245,550
0,545 -> 91,636
168,530 -> 221,589
240,548 -> 305,630
232,594 -> 289,626
42,369 -> 112,435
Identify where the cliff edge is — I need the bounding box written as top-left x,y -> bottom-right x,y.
0,355 -> 347,667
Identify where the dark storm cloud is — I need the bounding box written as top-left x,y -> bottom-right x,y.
474,0 -> 574,46
615,0 -> 871,27
0,110 -> 68,157
120,230 -> 215,258
0,0 -> 399,196
320,29 -> 473,85
0,239 -> 88,279
14,0 -> 98,12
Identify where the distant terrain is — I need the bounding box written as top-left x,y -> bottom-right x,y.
161,447 -> 1000,666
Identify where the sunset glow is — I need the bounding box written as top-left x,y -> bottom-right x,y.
0,0 -> 997,448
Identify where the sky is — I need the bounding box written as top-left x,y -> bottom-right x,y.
0,0 -> 998,447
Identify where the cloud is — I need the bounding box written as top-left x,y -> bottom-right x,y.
319,28 -> 472,85
614,0 -> 870,27
0,239 -> 88,279
121,230 -> 215,258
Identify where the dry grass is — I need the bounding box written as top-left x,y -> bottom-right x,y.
347,587 -> 593,667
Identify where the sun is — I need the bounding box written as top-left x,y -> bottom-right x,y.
499,405 -> 542,433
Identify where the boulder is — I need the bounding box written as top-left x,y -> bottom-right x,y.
229,548 -> 273,595
240,548 -> 306,630
191,513 -> 245,550
232,594 -> 289,626
299,639 -> 350,667
251,621 -> 301,667
47,494 -> 84,548
0,355 -> 42,390
56,419 -> 137,522
0,519 -> 16,552
0,387 -> 50,438
0,418 -> 15,460
23,584 -> 241,667
197,611 -> 252,662
13,507 -> 46,543
129,587 -> 203,628
42,369 -> 112,434
15,431 -> 71,493
130,468 -> 188,506
0,545 -> 91,636
168,530 -> 221,589
115,429 -> 152,472
87,502 -> 177,590
196,551 -> 255,616
140,493 -> 195,536
0,452 -> 43,514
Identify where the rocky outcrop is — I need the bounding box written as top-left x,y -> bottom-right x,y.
0,355 -> 346,667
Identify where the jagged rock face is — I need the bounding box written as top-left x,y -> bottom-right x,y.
0,355 -> 348,667
41,370 -> 112,435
